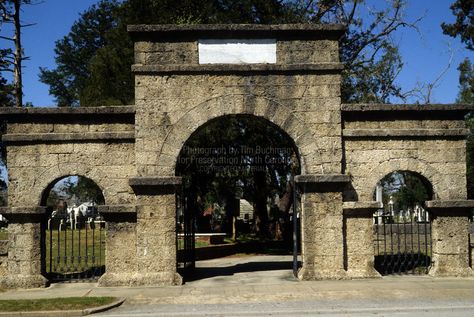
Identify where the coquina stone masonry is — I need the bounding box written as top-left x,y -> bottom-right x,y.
0,24 -> 472,288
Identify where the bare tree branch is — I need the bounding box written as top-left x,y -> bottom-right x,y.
0,35 -> 14,41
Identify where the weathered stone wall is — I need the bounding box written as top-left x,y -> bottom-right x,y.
0,239 -> 7,277
3,108 -> 136,206
298,190 -> 346,279
342,105 -> 469,201
424,200 -> 474,276
0,108 -> 137,288
343,203 -> 381,278
130,25 -> 345,178
134,75 -> 342,176
131,24 -> 343,66
342,105 -> 473,277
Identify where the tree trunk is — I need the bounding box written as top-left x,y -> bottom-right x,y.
278,180 -> 293,214
253,170 -> 268,236
13,0 -> 22,107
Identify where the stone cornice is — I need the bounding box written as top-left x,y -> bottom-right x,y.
343,201 -> 382,210
2,132 -> 135,144
425,200 -> 474,209
128,24 -> 346,39
341,104 -> 474,113
129,177 -> 182,187
132,63 -> 344,75
342,128 -> 468,138
0,106 -> 135,116
295,174 -> 351,184
343,201 -> 382,216
0,206 -> 46,214
97,205 -> 137,214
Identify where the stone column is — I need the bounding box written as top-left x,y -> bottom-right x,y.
0,207 -> 48,288
426,200 -> 474,277
98,205 -> 138,287
343,202 -> 381,278
126,177 -> 182,286
296,174 -> 349,280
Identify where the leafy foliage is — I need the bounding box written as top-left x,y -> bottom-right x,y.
45,176 -> 105,208
286,0 -> 413,103
379,171 -> 432,212
177,115 -> 299,236
457,59 -> 474,198
39,0 -> 295,107
41,0 -> 415,106
457,58 -> 474,104
443,1 -> 474,198
442,0 -> 474,51
39,0 -> 120,107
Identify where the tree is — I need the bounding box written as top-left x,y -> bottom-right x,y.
379,171 -> 432,215
0,0 -> 34,107
40,0 -> 294,107
457,59 -> 474,198
39,0 -> 120,107
287,0 -> 419,103
45,176 -> 105,208
177,116 -> 299,238
457,58 -> 474,104
41,0 -> 417,106
442,0 -> 474,51
63,177 -> 105,205
442,1 -> 474,198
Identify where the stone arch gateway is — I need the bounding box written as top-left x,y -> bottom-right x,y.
0,24 -> 473,288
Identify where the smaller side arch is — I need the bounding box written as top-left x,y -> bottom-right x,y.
39,175 -> 106,207
361,158 -> 440,201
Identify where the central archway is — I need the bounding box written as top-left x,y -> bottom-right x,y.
175,114 -> 302,282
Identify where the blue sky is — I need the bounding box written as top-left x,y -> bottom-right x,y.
3,0 -> 474,106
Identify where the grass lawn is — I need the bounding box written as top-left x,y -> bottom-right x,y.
0,297 -> 117,312
46,227 -> 105,274
0,229 -> 8,241
177,238 -> 210,249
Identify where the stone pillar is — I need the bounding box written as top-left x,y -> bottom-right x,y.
296,174 -> 349,280
0,240 -> 7,276
426,200 -> 474,277
343,202 -> 381,278
98,205 -> 138,287
0,207 -> 48,288
126,177 -> 182,286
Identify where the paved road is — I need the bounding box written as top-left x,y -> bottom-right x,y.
3,254 -> 474,316
97,300 -> 474,317
95,255 -> 474,317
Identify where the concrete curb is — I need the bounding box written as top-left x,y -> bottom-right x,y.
84,297 -> 126,315
0,297 -> 126,317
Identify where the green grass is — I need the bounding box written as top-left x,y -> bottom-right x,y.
0,297 -> 117,312
46,227 -> 105,274
0,229 -> 8,241
177,239 -> 210,249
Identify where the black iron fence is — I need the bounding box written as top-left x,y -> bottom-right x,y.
176,191 -> 195,272
373,215 -> 432,275
469,218 -> 473,269
45,216 -> 105,282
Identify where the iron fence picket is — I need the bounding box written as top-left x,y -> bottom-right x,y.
374,214 -> 431,275
45,216 -> 105,282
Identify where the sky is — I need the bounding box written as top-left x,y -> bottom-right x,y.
1,0 -> 473,106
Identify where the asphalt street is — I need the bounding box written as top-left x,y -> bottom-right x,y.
3,254 -> 474,316
95,255 -> 474,317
